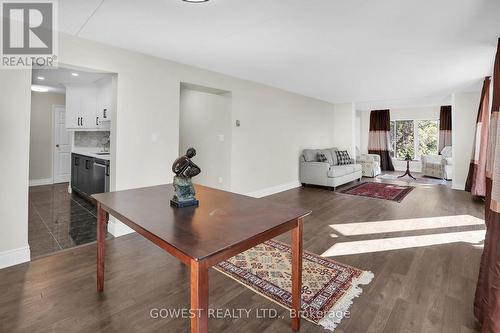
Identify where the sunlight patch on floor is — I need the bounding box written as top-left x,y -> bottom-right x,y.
321,229 -> 485,257
329,215 -> 484,236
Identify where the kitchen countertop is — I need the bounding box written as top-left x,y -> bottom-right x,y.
72,149 -> 111,161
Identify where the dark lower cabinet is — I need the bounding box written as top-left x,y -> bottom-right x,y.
92,160 -> 106,195
71,153 -> 109,200
71,155 -> 79,188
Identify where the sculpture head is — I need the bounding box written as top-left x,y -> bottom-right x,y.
186,148 -> 196,158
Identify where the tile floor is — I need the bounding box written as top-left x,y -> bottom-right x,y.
28,182 -> 113,259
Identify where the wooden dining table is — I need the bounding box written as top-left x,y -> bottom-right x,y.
92,184 -> 311,333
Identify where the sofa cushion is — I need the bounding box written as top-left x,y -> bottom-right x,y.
317,152 -> 328,162
328,147 -> 339,165
319,149 -> 334,165
328,166 -> 350,178
351,164 -> 362,172
303,149 -> 320,162
327,164 -> 362,178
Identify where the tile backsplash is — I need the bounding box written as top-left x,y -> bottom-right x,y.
74,131 -> 110,148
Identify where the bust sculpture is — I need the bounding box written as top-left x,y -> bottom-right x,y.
171,148 -> 201,207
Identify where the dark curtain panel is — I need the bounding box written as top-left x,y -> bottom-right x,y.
439,105 -> 452,153
368,109 -> 394,171
474,38 -> 500,332
465,77 -> 490,196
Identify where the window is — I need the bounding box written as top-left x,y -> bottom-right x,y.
390,120 -> 438,159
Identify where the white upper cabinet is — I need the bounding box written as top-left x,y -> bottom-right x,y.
65,85 -> 81,129
80,85 -> 97,129
96,76 -> 113,125
65,76 -> 112,130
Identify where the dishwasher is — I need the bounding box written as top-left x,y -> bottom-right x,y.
92,159 -> 109,194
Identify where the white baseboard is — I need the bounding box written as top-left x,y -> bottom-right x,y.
0,246 -> 30,269
107,217 -> 135,237
452,182 -> 465,190
29,178 -> 53,187
245,181 -> 301,198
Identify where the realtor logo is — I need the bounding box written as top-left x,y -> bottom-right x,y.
1,0 -> 58,68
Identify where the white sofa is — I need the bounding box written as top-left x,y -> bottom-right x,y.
299,148 -> 362,190
421,146 -> 453,180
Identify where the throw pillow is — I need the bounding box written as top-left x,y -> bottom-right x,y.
317,152 -> 328,162
329,148 -> 339,165
319,149 -> 334,165
335,150 -> 352,165
303,149 -> 320,162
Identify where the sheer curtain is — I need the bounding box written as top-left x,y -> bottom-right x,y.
368,109 -> 394,171
466,76 -> 491,197
474,38 -> 500,332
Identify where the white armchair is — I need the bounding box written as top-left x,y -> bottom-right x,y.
422,146 -> 453,180
358,154 -> 382,178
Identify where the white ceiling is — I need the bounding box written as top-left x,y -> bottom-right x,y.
58,0 -> 500,104
32,67 -> 110,92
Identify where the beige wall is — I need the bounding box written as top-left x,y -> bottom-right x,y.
452,92 -> 481,190
0,32 -> 337,264
29,92 -> 65,181
180,89 -> 232,190
0,69 -> 31,266
56,33 -> 336,194
331,103 -> 356,155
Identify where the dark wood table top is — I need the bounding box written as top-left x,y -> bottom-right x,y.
93,184 -> 311,261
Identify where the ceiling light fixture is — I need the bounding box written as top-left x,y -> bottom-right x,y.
31,85 -> 49,92
182,0 -> 209,3
37,76 -> 45,80
71,72 -> 79,76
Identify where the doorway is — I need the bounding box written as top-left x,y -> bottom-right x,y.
179,83 -> 232,190
28,66 -> 116,259
53,105 -> 71,183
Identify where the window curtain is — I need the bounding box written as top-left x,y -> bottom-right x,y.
474,38 -> 500,332
368,109 -> 394,171
438,105 -> 452,153
465,76 -> 491,197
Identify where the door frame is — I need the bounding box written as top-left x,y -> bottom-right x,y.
52,104 -> 71,184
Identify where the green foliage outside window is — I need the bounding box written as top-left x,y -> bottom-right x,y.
418,120 -> 438,156
390,119 -> 438,159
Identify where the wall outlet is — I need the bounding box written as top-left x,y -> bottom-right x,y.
218,134 -> 225,142
218,177 -> 223,184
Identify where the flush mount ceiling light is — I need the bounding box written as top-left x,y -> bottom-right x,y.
182,0 -> 209,3
37,76 -> 45,80
71,72 -> 79,76
31,85 -> 49,92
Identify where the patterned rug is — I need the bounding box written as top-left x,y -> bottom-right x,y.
339,182 -> 414,202
214,239 -> 373,331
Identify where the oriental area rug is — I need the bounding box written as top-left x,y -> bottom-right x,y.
214,239 -> 373,331
339,181 -> 414,202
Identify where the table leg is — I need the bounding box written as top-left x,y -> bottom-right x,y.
291,217 -> 303,331
97,203 -> 106,292
191,260 -> 209,333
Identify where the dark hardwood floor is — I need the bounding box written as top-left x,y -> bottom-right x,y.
1,179 -> 485,332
